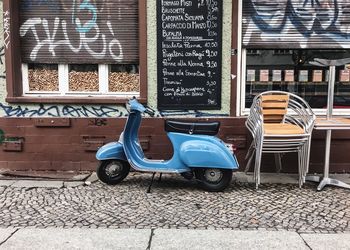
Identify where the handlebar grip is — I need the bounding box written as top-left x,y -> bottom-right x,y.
145,105 -> 156,113
145,108 -> 155,117
144,105 -> 156,117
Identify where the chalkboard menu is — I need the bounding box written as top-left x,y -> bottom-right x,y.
157,0 -> 222,110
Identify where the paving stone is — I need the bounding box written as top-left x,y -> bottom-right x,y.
0,173 -> 349,232
151,229 -> 309,250
0,180 -> 16,186
301,233 -> 350,250
63,182 -> 85,188
11,180 -> 63,188
71,174 -> 91,181
0,229 -> 150,250
84,173 -> 98,186
0,228 -> 17,243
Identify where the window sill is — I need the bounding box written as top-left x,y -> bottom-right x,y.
6,96 -> 147,104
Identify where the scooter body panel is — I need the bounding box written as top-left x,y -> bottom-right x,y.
96,141 -> 127,161
169,133 -> 239,170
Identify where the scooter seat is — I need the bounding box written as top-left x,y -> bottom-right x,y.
165,120 -> 220,136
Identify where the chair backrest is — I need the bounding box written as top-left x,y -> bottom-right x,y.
260,94 -> 289,123
252,91 -> 316,134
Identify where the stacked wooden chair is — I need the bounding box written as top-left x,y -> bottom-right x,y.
245,91 -> 316,189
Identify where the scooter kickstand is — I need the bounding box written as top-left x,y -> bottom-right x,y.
158,173 -> 163,183
147,172 -> 156,193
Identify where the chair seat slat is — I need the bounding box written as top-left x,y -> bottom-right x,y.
263,109 -> 287,115
261,95 -> 289,102
264,123 -> 305,135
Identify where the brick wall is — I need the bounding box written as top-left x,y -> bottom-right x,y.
1,117 -> 350,173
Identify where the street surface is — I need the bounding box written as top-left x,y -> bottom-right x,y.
0,173 -> 349,233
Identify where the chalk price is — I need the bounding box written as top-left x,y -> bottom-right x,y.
206,61 -> 217,68
204,42 -> 218,48
205,49 -> 218,58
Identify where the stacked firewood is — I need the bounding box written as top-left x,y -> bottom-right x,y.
28,69 -> 139,93
28,69 -> 59,91
109,72 -> 139,92
69,71 -> 99,92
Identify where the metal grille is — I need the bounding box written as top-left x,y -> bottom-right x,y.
242,0 -> 350,49
19,0 -> 139,64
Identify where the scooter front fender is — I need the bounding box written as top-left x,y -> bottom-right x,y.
179,140 -> 239,170
96,142 -> 127,161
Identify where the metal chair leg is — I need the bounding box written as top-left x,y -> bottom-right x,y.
298,149 -> 303,188
274,153 -> 283,173
245,151 -> 255,173
254,141 -> 263,190
245,142 -> 254,160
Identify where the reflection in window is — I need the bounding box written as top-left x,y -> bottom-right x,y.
245,49 -> 350,109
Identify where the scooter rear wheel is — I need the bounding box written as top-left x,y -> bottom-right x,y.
97,160 -> 130,185
194,168 -> 232,192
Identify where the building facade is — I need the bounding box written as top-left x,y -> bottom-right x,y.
0,0 -> 350,173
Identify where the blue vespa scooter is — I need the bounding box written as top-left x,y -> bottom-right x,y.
96,98 -> 239,192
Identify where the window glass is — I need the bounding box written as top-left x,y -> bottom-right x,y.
245,49 -> 350,109
109,64 -> 139,93
28,64 -> 58,91
68,64 -> 99,92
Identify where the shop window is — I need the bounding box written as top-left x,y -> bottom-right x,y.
4,0 -> 147,104
243,49 -> 350,112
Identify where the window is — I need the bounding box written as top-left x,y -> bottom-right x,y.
242,49 -> 350,114
4,0 -> 147,103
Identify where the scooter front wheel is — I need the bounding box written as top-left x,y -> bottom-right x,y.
194,168 -> 232,192
97,160 -> 130,185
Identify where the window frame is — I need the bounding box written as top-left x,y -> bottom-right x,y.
4,0 -> 147,104
22,64 -> 140,97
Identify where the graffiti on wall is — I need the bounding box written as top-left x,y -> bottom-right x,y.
0,46 -> 5,79
0,103 -> 127,118
20,19 -> 123,62
3,10 -> 10,49
243,0 -> 350,48
0,102 -> 227,118
19,0 -> 138,63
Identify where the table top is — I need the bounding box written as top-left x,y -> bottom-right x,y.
315,117 -> 350,130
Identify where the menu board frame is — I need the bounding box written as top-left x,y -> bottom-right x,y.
156,0 -> 223,110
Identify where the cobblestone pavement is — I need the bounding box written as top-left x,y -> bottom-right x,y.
0,173 -> 349,233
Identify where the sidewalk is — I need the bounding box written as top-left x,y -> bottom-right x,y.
1,228 -> 350,249
0,172 -> 349,249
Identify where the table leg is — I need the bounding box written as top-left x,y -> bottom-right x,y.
306,130 -> 350,190
323,130 -> 332,179
317,177 -> 350,191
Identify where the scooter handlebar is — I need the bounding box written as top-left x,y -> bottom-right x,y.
144,106 -> 155,117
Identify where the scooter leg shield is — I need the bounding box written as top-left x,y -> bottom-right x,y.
96,142 -> 127,161
179,140 -> 239,169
